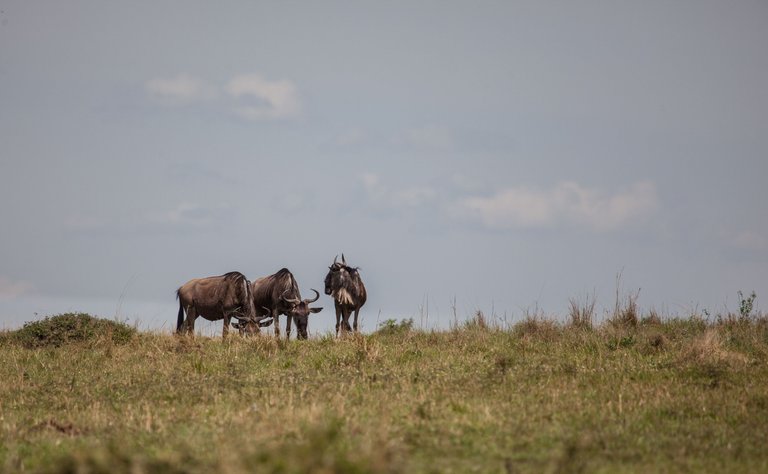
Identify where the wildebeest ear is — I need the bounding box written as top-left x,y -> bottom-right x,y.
309,307 -> 323,314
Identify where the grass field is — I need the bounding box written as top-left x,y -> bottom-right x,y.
1,310 -> 767,473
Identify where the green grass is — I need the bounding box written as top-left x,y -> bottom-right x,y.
1,313 -> 768,473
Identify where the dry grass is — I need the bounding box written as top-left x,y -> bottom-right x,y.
1,314 -> 768,473
567,293 -> 596,330
609,289 -> 640,328
680,328 -> 751,368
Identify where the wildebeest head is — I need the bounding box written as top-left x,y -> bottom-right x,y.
231,316 -> 274,335
324,255 -> 359,299
281,289 -> 323,340
325,254 -> 345,294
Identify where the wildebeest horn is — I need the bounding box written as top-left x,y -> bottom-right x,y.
305,289 -> 320,303
281,289 -> 300,304
342,253 -> 346,265
333,255 -> 338,264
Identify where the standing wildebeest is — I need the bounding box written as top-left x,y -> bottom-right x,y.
247,268 -> 322,340
324,254 -> 367,335
176,271 -> 267,336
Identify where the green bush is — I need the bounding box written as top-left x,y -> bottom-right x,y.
376,318 -> 414,335
9,313 -> 136,348
738,290 -> 757,319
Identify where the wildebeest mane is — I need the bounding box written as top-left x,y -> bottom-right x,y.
174,271 -> 248,300
251,268 -> 300,310
221,271 -> 247,282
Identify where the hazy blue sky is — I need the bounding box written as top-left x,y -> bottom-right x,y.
1,1 -> 767,334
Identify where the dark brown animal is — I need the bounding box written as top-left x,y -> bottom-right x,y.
176,271 -> 265,336
249,268 -> 322,340
324,254 -> 367,335
230,316 -> 274,335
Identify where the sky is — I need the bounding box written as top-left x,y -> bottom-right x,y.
1,1 -> 767,335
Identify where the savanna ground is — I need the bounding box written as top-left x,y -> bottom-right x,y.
1,300 -> 767,473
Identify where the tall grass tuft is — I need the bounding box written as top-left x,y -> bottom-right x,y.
568,293 -> 596,330
610,289 -> 640,328
514,313 -> 560,341
641,308 -> 663,326
464,310 -> 490,330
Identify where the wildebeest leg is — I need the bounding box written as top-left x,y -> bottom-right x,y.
273,309 -> 280,338
222,312 -> 231,338
343,307 -> 352,332
353,307 -> 361,332
285,314 -> 292,340
184,305 -> 197,335
335,301 -> 342,336
341,307 -> 352,334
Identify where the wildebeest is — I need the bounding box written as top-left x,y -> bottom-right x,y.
324,254 -> 367,335
230,315 -> 275,336
176,271 -> 270,336
248,268 -> 322,340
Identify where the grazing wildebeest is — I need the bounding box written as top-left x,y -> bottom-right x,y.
230,316 -> 274,336
250,268 -> 322,340
176,271 -> 266,336
324,254 -> 367,335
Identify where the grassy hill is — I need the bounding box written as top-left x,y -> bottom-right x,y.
1,311 -> 767,473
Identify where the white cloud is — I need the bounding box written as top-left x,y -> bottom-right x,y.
0,277 -> 34,301
145,74 -> 218,104
357,175 -> 658,232
147,202 -> 232,228
456,181 -> 659,232
361,173 -> 437,209
226,74 -> 302,120
145,73 -> 301,121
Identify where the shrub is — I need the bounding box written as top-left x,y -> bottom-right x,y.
375,318 -> 414,336
10,313 -> 136,348
738,290 -> 757,319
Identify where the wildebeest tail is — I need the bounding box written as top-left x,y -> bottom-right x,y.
176,289 -> 184,332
